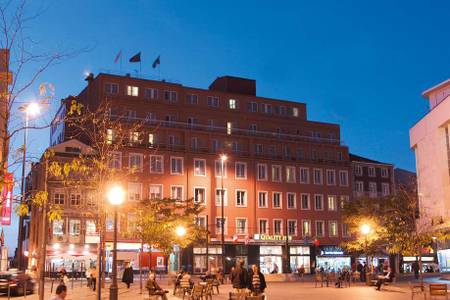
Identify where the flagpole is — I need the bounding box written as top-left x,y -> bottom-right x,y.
158,64 -> 161,81
139,61 -> 142,78
120,55 -> 123,73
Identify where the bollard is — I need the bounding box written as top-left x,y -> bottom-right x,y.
7,282 -> 10,300
23,280 -> 27,299
51,279 -> 54,293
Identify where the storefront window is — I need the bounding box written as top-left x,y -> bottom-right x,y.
290,246 -> 310,255
316,256 -> 351,272
69,219 -> 81,236
86,220 -> 96,235
53,219 -> 64,236
260,246 -> 282,274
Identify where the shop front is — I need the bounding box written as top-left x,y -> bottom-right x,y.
403,256 -> 437,273
438,249 -> 450,272
45,243 -> 97,276
192,245 -> 223,274
316,246 -> 351,272
289,246 -> 311,274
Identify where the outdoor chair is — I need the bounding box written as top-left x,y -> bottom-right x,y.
180,279 -> 193,300
409,282 -> 426,300
203,283 -> 213,300
229,291 -> 250,300
429,284 -> 448,300
314,273 -> 323,288
190,285 -> 205,300
246,295 -> 265,300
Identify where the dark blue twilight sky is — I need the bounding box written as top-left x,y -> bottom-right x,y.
6,0 -> 450,250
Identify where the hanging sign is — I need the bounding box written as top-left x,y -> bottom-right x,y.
1,173 -> 13,225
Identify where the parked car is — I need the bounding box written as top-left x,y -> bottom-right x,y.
0,271 -> 35,296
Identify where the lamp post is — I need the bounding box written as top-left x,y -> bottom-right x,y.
220,154 -> 227,274
17,102 -> 40,270
107,185 -> 125,300
360,224 -> 371,277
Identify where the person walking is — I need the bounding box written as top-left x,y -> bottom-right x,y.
231,259 -> 248,293
357,262 -> 363,282
412,261 -> 420,280
248,264 -> 266,296
122,262 -> 134,288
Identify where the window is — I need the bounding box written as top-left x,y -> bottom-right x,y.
287,193 -> 296,209
286,166 -> 296,183
105,83 -> 118,95
272,165 -> 282,182
150,155 -> 164,174
109,151 -> 122,169
170,157 -> 183,175
54,192 -> 65,205
259,219 -> 268,234
226,122 -> 232,135
258,191 -> 268,208
215,217 -> 227,234
148,133 -> 156,147
70,193 -> 81,206
283,145 -> 291,158
169,135 -> 180,146
235,162 -> 247,179
191,137 -> 199,149
127,213 -> 137,232
255,144 -> 263,154
215,189 -> 228,206
337,152 -> 343,161
128,182 -> 142,201
215,160 -> 227,177
300,168 -> 309,184
207,96 -> 219,107
249,102 -> 258,112
288,220 -> 297,236
149,184 -> 163,200
316,221 -> 324,237
355,181 -> 364,192
236,190 -> 247,207
171,185 -> 183,202
368,166 -> 376,177
106,129 -> 115,144
260,103 -> 272,114
53,219 -> 64,236
129,153 -> 143,172
236,218 -> 247,234
195,216 -> 207,228
86,220 -> 96,235
369,182 -> 377,197
301,194 -> 310,210
144,88 -> 158,99
279,106 -> 287,115
328,195 -> 337,211
382,183 -> 390,196
268,146 -> 276,158
164,90 -> 177,102
272,192 -> 282,209
212,139 -> 220,152
342,223 -> 350,237
186,94 -> 198,104
313,169 -> 323,185
273,219 -> 283,235
126,85 -> 139,96
314,194 -> 324,210
69,219 -> 81,236
340,195 -> 349,209
194,159 -> 206,176
257,164 -> 268,181
106,214 -> 114,232
329,221 -> 338,237
381,168 -> 389,178
194,187 -> 206,205
249,124 -> 257,132
339,170 -> 349,186
355,165 -> 363,176
292,107 -> 299,117
326,169 -> 336,185
86,192 -> 96,207
129,131 -> 139,144
229,99 -> 238,109
302,220 -> 311,237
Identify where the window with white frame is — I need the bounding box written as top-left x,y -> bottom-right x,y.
129,131 -> 139,143
342,223 -> 350,237
69,219 -> 81,236
339,170 -> 349,186
249,101 -> 258,112
273,219 -> 283,235
215,189 -> 227,206
150,155 -> 163,173
229,99 -> 238,109
207,96 -> 219,107
170,157 -> 183,175
215,217 -> 227,234
53,219 -> 64,236
109,151 -> 122,169
286,166 -> 296,183
355,181 -> 364,192
381,183 -> 390,196
369,182 -> 377,196
171,185 -> 183,202
259,219 -> 268,234
313,169 -> 323,185
292,107 -> 299,117
314,194 -> 324,210
329,221 -> 338,237
149,184 -> 163,200
328,195 -> 337,211
235,190 -> 247,207
106,129 -> 115,144
258,191 -> 268,208
236,218 -> 247,234
215,160 -> 227,177
302,220 -> 311,237
186,94 -> 198,104
144,88 -> 158,99
195,216 -> 207,228
191,137 -> 199,150
86,220 -> 96,235
272,165 -> 282,182
105,83 -> 119,95
381,168 -> 389,178
301,194 -> 310,210
354,165 -> 363,176
255,144 -> 263,154
287,193 -> 296,209
148,133 -> 157,146
54,191 -> 65,205
129,153 -> 143,172
326,169 -> 336,185
128,182 -> 142,201
194,159 -> 206,176
235,162 -> 247,179
257,164 -> 268,181
340,195 -> 349,209
164,90 -> 177,102
70,193 -> 81,206
272,192 -> 282,208
126,85 -> 139,96
300,168 -> 309,184
288,220 -> 297,236
316,221 -> 325,237
368,166 -> 376,177
194,187 -> 206,205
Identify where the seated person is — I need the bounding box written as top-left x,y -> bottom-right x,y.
335,267 -> 349,288
375,268 -> 394,290
146,273 -> 169,300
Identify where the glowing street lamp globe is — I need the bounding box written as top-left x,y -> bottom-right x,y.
107,185 -> 125,206
361,224 -> 371,235
175,226 -> 187,237
25,102 -> 40,117
220,154 -> 227,162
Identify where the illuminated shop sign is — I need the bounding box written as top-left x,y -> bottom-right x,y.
320,246 -> 344,256
253,234 -> 292,241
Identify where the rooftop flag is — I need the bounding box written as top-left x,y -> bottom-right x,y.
129,52 -> 141,63
114,50 -> 122,64
152,55 -> 160,69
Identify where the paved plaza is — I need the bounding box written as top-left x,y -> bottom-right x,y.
0,276 -> 440,300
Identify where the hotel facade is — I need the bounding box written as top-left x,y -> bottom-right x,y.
27,73 -> 353,274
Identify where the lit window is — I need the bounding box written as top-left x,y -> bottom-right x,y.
194,159 -> 206,176
106,129 -> 114,144
194,187 -> 206,205
129,131 -> 139,144
329,221 -> 338,237
226,122 -> 232,135
69,219 -> 81,236
328,195 -> 337,211
86,220 -> 96,235
171,186 -> 183,202
128,182 -> 142,201
292,107 -> 299,117
126,85 -> 139,96
286,166 -> 296,183
149,184 -> 163,200
53,219 -> 64,236
302,220 -> 311,237
229,99 -> 238,109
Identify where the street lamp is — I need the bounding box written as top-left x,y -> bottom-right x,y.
107,185 -> 125,300
360,224 -> 371,273
17,102 -> 40,270
175,226 -> 186,237
220,154 -> 227,273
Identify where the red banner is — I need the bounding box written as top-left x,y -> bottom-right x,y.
1,173 -> 13,225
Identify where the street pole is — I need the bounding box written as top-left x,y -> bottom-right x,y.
139,238 -> 143,294
17,113 -> 28,270
38,157 -> 48,300
206,215 -> 209,272
220,158 -> 225,274
109,208 -> 118,300
285,218 -> 290,273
